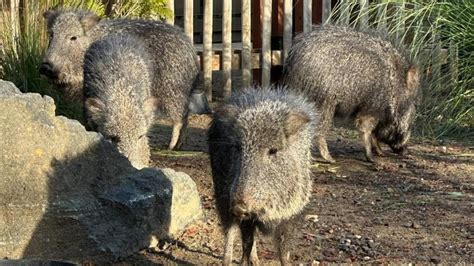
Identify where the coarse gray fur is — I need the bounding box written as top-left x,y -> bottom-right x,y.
41,9 -> 199,150
208,86 -> 318,265
283,25 -> 421,163
83,34 -> 154,169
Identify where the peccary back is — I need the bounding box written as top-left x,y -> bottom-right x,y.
283,25 -> 420,162
83,34 -> 154,169
208,87 -> 317,265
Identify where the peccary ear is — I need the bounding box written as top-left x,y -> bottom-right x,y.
79,13 -> 100,32
284,112 -> 310,138
85,98 -> 105,121
43,10 -> 60,29
406,65 -> 420,92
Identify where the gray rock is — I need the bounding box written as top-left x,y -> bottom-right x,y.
0,80 -> 202,262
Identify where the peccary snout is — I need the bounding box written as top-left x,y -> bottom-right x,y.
39,61 -> 59,80
231,200 -> 251,219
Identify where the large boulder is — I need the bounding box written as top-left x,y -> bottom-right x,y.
0,80 -> 202,262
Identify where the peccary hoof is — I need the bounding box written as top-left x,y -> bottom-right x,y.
0,260 -> 77,266
188,90 -> 211,114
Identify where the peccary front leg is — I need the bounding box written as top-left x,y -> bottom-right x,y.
371,133 -> 384,156
240,221 -> 258,265
355,116 -> 378,162
316,102 -> 336,163
223,223 -> 238,266
275,220 -> 292,266
169,118 -> 188,150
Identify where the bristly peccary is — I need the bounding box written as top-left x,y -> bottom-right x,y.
40,9 -> 203,150
283,25 -> 421,163
83,34 -> 154,169
208,87 -> 318,265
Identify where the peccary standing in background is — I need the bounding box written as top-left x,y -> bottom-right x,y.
83,34 -> 153,169
40,9 -> 201,150
208,87 -> 317,265
283,25 -> 420,163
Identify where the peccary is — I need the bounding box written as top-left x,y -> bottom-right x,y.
208,87 -> 317,265
83,34 -> 153,169
40,9 -> 200,150
283,25 -> 420,163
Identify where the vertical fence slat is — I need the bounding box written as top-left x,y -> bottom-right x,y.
303,0 -> 312,33
184,0 -> 193,42
283,0 -> 293,64
262,0 -> 272,87
203,0 -> 213,101
359,0 -> 368,28
241,0 -> 252,88
222,0 -> 232,98
322,0 -> 331,24
166,0 -> 175,25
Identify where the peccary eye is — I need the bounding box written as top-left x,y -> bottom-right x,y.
268,148 -> 278,155
109,135 -> 121,143
70,36 -> 77,41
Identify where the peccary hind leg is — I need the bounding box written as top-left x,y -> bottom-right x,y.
316,102 -> 336,163
240,221 -> 258,265
169,118 -> 188,150
355,116 -> 378,162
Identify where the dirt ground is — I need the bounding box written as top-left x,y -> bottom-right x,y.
120,114 -> 473,265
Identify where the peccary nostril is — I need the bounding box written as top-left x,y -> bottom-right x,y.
39,62 -> 58,79
231,203 -> 250,219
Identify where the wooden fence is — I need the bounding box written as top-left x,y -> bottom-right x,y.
165,0 -> 334,101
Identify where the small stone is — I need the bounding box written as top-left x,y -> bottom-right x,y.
305,214 -> 319,223
355,235 -> 362,239
411,222 -> 421,229
430,257 -> 441,264
328,229 -> 334,234
387,187 -> 394,193
363,256 -> 371,261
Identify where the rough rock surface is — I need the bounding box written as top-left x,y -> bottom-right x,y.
0,80 -> 202,262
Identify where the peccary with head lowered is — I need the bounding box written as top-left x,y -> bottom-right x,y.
283,25 -> 420,163
40,9 -> 203,150
208,87 -> 317,265
83,34 -> 154,169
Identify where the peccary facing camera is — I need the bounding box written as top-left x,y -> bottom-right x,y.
83,34 -> 154,169
40,9 -> 201,150
283,25 -> 420,163
208,87 -> 317,265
